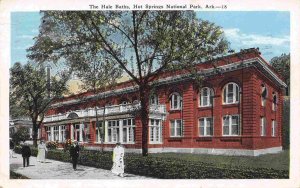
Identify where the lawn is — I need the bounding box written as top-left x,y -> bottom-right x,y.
150,149 -> 289,171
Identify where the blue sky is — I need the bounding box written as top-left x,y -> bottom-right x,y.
11,11 -> 290,65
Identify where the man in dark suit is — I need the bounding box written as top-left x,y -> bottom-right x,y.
69,141 -> 80,170
21,143 -> 31,167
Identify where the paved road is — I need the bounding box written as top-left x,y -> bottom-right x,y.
10,153 -> 151,179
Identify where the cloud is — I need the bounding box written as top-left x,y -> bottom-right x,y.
223,28 -> 290,46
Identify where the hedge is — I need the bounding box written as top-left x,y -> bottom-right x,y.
14,147 -> 289,179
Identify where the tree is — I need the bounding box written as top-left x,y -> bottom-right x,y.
70,53 -> 123,150
270,53 -> 290,95
11,126 -> 30,145
10,62 -> 69,147
28,11 -> 229,156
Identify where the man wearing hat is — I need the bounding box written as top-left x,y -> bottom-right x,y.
69,140 -> 80,170
21,142 -> 31,167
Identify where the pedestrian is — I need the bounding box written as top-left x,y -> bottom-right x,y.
69,140 -> 80,170
21,142 -> 31,167
37,140 -> 48,163
111,142 -> 125,177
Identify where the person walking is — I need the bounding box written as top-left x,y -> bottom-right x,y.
21,143 -> 31,167
37,140 -> 48,163
111,142 -> 125,177
69,141 -> 80,170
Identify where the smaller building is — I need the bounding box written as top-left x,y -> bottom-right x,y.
9,118 -> 41,140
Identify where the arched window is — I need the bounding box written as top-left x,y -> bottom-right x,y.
261,84 -> 267,107
170,92 -> 182,110
272,92 -> 277,111
223,82 -> 240,104
149,94 -> 159,105
200,87 -> 214,107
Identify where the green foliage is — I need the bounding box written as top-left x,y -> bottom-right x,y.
270,53 -> 290,95
282,97 -> 290,149
10,171 -> 29,179
10,62 -> 70,146
46,141 -> 59,150
13,148 -> 289,179
11,127 -> 30,145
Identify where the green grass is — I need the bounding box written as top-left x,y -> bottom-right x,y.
10,171 -> 29,179
149,150 -> 289,171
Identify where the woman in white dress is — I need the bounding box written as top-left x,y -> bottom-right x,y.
111,142 -> 125,177
37,140 -> 48,163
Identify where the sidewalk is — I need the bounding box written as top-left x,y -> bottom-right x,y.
10,153 -> 151,179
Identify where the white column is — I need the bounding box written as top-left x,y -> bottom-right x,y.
50,127 -> 54,141
104,121 -> 108,143
58,125 -> 62,142
38,129 -> 41,139
119,120 -> 123,143
70,124 -> 74,140
80,123 -> 83,142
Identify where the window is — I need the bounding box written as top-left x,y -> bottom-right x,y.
170,92 -> 182,110
260,117 -> 266,136
170,120 -> 183,137
60,125 -> 66,142
272,120 -> 277,137
261,84 -> 267,107
150,94 -> 159,105
223,115 -> 240,136
122,119 -> 135,143
95,121 -> 104,143
272,92 -> 277,111
199,117 -> 213,136
223,82 -> 240,104
149,119 -> 162,144
200,87 -> 213,107
46,126 -> 51,141
107,120 -> 120,143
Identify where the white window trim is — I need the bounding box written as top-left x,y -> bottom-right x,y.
170,92 -> 182,110
223,82 -> 240,105
170,119 -> 183,137
199,117 -> 213,136
272,93 -> 278,111
272,120 -> 276,137
260,117 -> 267,136
95,121 -> 104,143
261,84 -> 267,107
200,87 -> 213,107
149,119 -> 162,144
122,118 -> 136,144
150,94 -> 159,105
222,115 -> 240,136
107,120 -> 120,143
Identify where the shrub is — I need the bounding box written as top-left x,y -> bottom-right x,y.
46,141 -> 58,150
282,97 -> 290,150
13,147 -> 288,179
11,127 -> 30,145
62,139 -> 72,152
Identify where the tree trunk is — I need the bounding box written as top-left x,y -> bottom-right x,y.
32,120 -> 38,147
139,84 -> 150,156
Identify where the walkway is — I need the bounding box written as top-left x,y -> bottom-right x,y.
10,153 -> 151,179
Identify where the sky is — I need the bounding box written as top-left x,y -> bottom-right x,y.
11,11 -> 290,66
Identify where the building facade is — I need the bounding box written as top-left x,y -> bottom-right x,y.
41,48 -> 287,156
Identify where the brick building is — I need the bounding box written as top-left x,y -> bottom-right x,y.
41,48 -> 287,156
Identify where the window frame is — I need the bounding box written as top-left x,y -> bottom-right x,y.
272,92 -> 278,111
150,94 -> 159,105
170,119 -> 183,137
223,82 -> 240,105
222,115 -> 240,136
272,120 -> 277,137
149,119 -> 162,144
200,87 -> 214,107
122,118 -> 136,143
261,84 -> 267,107
199,117 -> 213,136
260,117 -> 267,136
170,92 -> 182,110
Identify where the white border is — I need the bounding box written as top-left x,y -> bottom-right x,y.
1,0 -> 299,188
